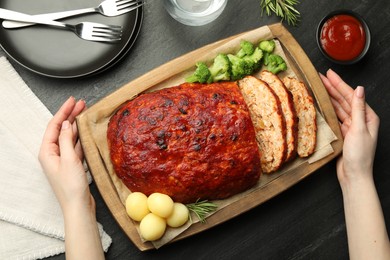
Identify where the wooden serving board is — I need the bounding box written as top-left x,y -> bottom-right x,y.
77,23 -> 343,251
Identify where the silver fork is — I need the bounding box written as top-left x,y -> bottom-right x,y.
0,8 -> 122,42
2,0 -> 144,29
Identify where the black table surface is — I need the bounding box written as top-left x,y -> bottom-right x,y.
1,0 -> 390,259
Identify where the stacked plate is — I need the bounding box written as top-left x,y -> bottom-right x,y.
0,0 -> 143,78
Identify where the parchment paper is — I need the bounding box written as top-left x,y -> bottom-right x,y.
85,25 -> 338,248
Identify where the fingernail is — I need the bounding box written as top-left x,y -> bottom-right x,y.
62,120 -> 70,130
355,86 -> 365,98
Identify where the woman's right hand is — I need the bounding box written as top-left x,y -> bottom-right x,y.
320,69 -> 380,187
321,70 -> 390,260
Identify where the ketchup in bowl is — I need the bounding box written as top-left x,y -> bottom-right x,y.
317,10 -> 370,64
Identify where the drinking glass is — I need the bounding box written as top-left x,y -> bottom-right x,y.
163,0 -> 228,26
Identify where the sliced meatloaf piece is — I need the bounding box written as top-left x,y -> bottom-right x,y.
282,77 -> 317,157
238,76 -> 287,173
259,70 -> 298,162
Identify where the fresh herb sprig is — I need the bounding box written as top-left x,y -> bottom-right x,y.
260,0 -> 301,26
186,199 -> 218,223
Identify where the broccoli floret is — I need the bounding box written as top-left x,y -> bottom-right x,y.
259,40 -> 276,53
263,52 -> 270,65
243,47 -> 263,71
236,40 -> 255,58
227,54 -> 254,80
209,54 -> 231,82
185,62 -> 212,83
265,54 -> 287,74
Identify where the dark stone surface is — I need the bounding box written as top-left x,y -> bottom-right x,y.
1,0 -> 389,259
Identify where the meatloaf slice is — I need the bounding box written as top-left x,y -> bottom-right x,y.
238,76 -> 287,173
107,81 -> 262,203
282,77 -> 317,157
259,70 -> 298,162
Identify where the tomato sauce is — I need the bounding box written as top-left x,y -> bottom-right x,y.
320,14 -> 366,61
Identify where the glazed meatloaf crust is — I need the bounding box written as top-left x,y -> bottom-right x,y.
107,82 -> 262,203
238,76 -> 287,173
259,70 -> 298,162
282,77 -> 317,157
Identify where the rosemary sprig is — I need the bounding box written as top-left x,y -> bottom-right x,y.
186,199 -> 218,223
260,0 -> 301,26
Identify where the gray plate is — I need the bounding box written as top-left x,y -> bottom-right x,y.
0,0 -> 143,78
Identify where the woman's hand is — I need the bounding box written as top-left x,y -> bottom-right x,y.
38,96 -> 104,259
320,69 -> 380,187
38,96 -> 92,212
321,69 -> 389,260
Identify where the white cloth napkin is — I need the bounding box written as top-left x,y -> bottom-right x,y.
0,56 -> 112,259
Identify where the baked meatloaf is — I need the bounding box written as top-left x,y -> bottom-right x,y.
259,70 -> 298,162
282,77 -> 317,157
107,82 -> 262,203
238,76 -> 287,173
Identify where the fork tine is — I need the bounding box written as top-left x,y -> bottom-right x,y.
91,32 -> 122,41
115,3 -> 143,15
93,25 -> 123,32
115,0 -> 143,6
116,0 -> 143,9
118,2 -> 143,10
92,24 -> 123,29
92,31 -> 122,38
90,36 -> 122,42
92,31 -> 122,37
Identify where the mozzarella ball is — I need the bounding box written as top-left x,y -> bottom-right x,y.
125,192 -> 150,221
147,193 -> 174,218
166,203 -> 189,228
139,213 -> 166,241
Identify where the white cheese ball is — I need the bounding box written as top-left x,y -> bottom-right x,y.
125,192 -> 150,221
166,202 -> 189,228
147,193 -> 174,218
139,213 -> 166,241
